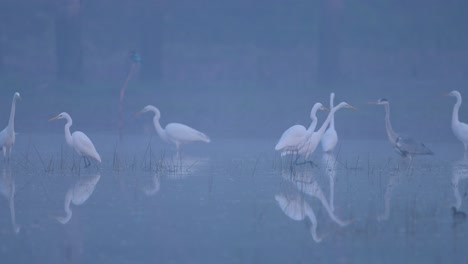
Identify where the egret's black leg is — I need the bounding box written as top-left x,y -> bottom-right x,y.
295,157 -> 317,168
84,157 -> 91,168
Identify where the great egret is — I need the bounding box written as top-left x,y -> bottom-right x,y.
298,102 -> 356,159
368,98 -> 433,159
275,103 -> 328,155
137,105 -> 210,157
0,92 -> 21,160
446,90 -> 468,153
275,193 -> 322,242
53,173 -> 101,224
49,112 -> 101,167
321,92 -> 338,153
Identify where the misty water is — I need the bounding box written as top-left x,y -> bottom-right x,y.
1,133 -> 467,263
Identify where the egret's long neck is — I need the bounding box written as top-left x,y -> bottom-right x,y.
317,107 -> 339,137
384,104 -> 397,145
153,116 -> 168,142
452,94 -> 462,127
7,98 -> 17,133
329,96 -> 335,130
306,115 -> 318,136
64,118 -> 73,147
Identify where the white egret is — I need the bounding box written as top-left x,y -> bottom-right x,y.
49,112 -> 101,167
137,105 -> 210,157
368,98 -> 433,159
53,173 -> 101,224
0,92 -> 21,160
275,193 -> 322,242
298,102 -> 357,159
446,90 -> 468,153
275,103 -> 328,155
321,92 -> 338,153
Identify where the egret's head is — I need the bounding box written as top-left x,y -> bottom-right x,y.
48,112 -> 68,122
136,105 -> 160,118
447,90 -> 461,98
336,102 -> 357,110
14,92 -> 21,101
368,98 -> 389,105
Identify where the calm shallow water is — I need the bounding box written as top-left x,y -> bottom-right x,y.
0,134 -> 467,263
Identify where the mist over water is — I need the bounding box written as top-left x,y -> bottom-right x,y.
1,0 -> 468,263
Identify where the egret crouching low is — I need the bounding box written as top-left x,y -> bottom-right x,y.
137,105 -> 210,157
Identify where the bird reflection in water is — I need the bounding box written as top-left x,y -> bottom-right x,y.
288,170 -> 351,227
52,172 -> 101,224
377,159 -> 411,221
322,152 -> 337,212
275,192 -> 322,242
143,173 -> 161,196
0,164 -> 20,233
451,156 -> 468,225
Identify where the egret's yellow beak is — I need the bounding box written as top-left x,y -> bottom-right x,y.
321,107 -> 330,112
48,116 -> 60,122
442,93 -> 449,97
135,111 -> 143,117
347,105 -> 358,110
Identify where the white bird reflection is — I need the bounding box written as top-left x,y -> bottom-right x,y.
451,156 -> 468,211
143,173 -> 161,196
322,152 -> 337,212
0,165 -> 20,233
53,173 -> 101,224
289,171 -> 350,227
275,192 -> 322,242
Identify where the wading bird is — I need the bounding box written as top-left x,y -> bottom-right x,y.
368,98 -> 433,159
0,92 -> 21,160
446,90 -> 468,153
297,102 -> 356,160
321,92 -> 338,153
275,103 -> 328,155
49,112 -> 101,167
137,105 -> 210,157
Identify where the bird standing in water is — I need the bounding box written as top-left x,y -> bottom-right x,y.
49,112 -> 101,167
368,98 -> 433,159
446,90 -> 468,154
137,105 -> 210,158
0,92 -> 21,160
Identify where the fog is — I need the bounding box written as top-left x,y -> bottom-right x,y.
0,0 -> 466,144
2,1 -> 468,263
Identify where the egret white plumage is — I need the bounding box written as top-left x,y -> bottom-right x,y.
275,103 -> 328,155
297,102 -> 357,159
137,105 -> 210,157
321,92 -> 338,153
49,112 -> 101,167
369,98 -> 433,159
446,90 -> 468,153
0,92 -> 21,160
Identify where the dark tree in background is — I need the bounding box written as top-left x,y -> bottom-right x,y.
139,0 -> 165,83
55,0 -> 83,83
317,0 -> 343,85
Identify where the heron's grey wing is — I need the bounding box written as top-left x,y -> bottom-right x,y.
395,134 -> 434,156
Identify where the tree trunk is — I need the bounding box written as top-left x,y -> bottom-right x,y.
54,0 -> 83,84
317,0 -> 343,85
140,0 -> 164,83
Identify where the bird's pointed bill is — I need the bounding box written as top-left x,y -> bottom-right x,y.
48,116 -> 60,122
